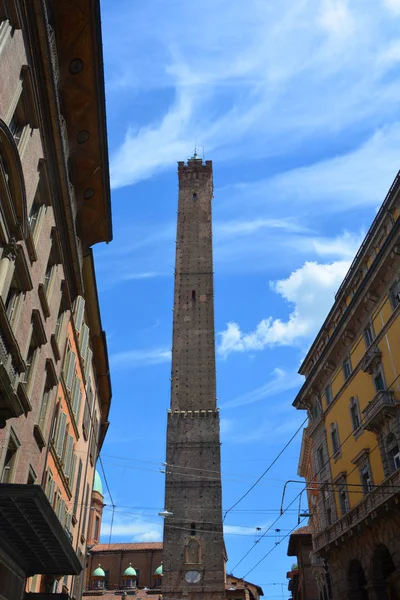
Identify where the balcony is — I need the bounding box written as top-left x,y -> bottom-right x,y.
0,330 -> 29,427
362,390 -> 396,432
313,467 -> 400,553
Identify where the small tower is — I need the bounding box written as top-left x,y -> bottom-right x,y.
87,470 -> 105,546
91,564 -> 105,590
122,563 -> 137,589
154,563 -> 163,588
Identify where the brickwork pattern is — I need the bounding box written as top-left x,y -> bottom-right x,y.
162,159 -> 225,600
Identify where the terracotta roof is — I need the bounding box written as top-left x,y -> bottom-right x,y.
83,592 -> 157,600
291,525 -> 312,535
91,542 -> 163,552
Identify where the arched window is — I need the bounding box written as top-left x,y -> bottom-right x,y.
0,119 -> 28,241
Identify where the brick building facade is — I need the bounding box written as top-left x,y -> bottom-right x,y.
0,1 -> 112,599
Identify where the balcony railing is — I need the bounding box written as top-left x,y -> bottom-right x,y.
0,330 -> 17,388
313,467 -> 400,553
362,390 -> 396,432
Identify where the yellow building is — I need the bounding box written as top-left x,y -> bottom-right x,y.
294,171 -> 400,600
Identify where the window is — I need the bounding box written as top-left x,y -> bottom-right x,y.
94,516 -> 100,541
1,431 -> 19,482
43,252 -> 56,297
361,467 -> 373,495
390,279 -> 400,309
4,271 -> 22,330
326,507 -> 332,526
338,486 -> 349,515
53,410 -> 67,461
27,465 -> 36,484
364,324 -> 374,348
73,459 -> 82,517
192,192 -> 197,200
23,327 -> 40,393
191,290 -> 196,301
388,440 -> 400,472
28,187 -> 45,241
343,358 -> 352,380
350,397 -> 361,431
63,345 -> 76,391
38,386 -> 51,434
9,114 -> 24,147
317,446 -> 325,471
374,371 -> 385,392
325,384 -> 333,406
330,424 -> 340,455
191,522 -> 196,536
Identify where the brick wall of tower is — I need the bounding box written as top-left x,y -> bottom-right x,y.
162,158 -> 225,600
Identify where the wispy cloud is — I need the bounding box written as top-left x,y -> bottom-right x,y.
221,368 -> 303,409
110,348 -> 171,369
107,0 -> 400,188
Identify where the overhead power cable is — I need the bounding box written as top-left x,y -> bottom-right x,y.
223,416 -> 308,521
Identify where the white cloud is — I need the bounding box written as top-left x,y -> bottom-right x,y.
101,512 -> 162,542
110,348 -> 171,369
218,259 -> 351,358
319,0 -> 354,36
221,368 -> 303,409
382,0 -> 400,15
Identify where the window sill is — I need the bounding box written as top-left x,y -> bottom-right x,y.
33,424 -> 46,450
38,283 -> 50,319
51,334 -> 61,362
353,426 -> 364,440
333,450 -> 342,463
25,230 -> 37,263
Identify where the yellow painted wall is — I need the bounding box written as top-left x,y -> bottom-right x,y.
323,292 -> 399,513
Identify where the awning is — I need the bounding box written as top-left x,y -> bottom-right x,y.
0,484 -> 82,575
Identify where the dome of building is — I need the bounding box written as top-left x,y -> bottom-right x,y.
92,564 -> 105,577
154,563 -> 163,575
123,563 -> 137,577
93,470 -> 103,496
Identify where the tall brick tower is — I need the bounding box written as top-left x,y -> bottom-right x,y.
162,155 -> 225,600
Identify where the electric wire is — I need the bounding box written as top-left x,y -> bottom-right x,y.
223,416 -> 308,521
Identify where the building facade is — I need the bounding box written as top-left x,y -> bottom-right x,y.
294,172 -> 400,599
0,1 -> 111,599
287,526 -> 320,600
162,156 -> 225,600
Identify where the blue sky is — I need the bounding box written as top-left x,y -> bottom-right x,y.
95,0 -> 400,593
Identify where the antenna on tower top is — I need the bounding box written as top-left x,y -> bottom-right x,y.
192,137 -> 198,159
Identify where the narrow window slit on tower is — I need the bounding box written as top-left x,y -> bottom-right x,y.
192,290 -> 196,301
191,523 -> 196,536
192,192 -> 197,201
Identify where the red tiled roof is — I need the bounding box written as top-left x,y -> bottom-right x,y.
83,592 -> 157,600
91,542 -> 163,552
291,525 -> 312,535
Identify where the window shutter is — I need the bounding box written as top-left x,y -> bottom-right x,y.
71,375 -> 80,415
56,412 -> 67,458
49,479 -> 56,507
70,453 -> 77,492
60,498 -> 66,527
75,389 -> 82,423
64,435 -> 74,477
45,472 -> 53,500
74,296 -> 85,333
84,348 -> 93,381
65,352 -> 76,391
83,401 -> 89,435
73,459 -> 82,516
80,324 -> 89,359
